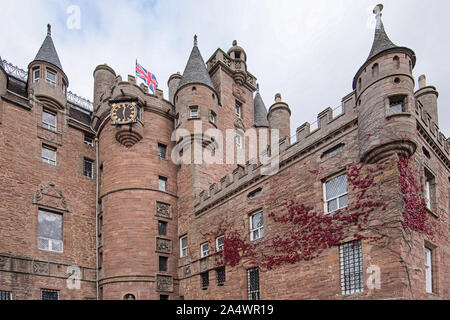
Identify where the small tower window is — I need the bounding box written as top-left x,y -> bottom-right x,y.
189,107 -> 199,119
33,68 -> 40,83
46,69 -> 57,86
158,143 -> 167,159
372,63 -> 379,77
158,176 -> 167,192
192,86 -> 197,93
62,80 -> 67,95
209,110 -> 216,124
393,56 -> 400,69
389,96 -> 405,114
235,51 -> 241,59
358,78 -> 361,91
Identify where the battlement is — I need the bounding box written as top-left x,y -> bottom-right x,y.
194,91 -> 359,215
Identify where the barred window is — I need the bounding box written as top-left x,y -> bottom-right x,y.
340,241 -> 363,295
201,272 -> 209,288
216,267 -> 226,285
84,158 -> 94,179
38,210 -> 63,253
41,289 -> 59,300
42,109 -> 57,131
0,291 -> 12,300
42,145 -> 56,165
324,173 -> 348,213
247,268 -> 260,300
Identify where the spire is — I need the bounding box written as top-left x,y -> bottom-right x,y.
366,4 -> 398,61
177,36 -> 215,93
33,24 -> 63,71
253,88 -> 269,127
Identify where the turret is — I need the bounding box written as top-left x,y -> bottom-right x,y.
167,72 -> 181,104
267,93 -> 291,141
415,74 -> 439,125
354,4 -> 417,163
28,24 -> 68,110
93,64 -> 116,110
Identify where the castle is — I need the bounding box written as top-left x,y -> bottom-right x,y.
0,5 -> 449,300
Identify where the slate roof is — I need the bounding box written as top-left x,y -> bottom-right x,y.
177,43 -> 215,92
253,92 -> 269,127
33,26 -> 63,71
366,18 -> 398,61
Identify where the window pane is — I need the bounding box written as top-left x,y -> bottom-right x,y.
42,146 -> 56,162
158,221 -> 167,236
38,238 -> 49,250
158,177 -> 167,191
339,194 -> 349,208
325,174 -> 348,200
390,102 -> 403,114
46,70 -> 56,81
216,236 -> 224,250
43,111 -> 56,127
51,240 -> 62,252
251,212 -> 263,229
38,210 -> 62,240
181,237 -> 188,248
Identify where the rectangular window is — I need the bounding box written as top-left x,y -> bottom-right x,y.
84,135 -> 94,147
189,107 -> 199,119
424,168 -> 435,211
201,242 -> 209,258
62,81 -> 67,95
247,268 -> 260,300
136,107 -> 142,121
38,210 -> 63,253
216,266 -> 226,285
180,235 -> 188,257
41,289 -> 59,300
425,247 -> 433,293
42,109 -> 57,131
158,143 -> 167,159
83,158 -> 94,179
158,176 -> 167,192
159,256 -> 168,272
158,221 -> 167,236
201,272 -> 209,288
340,241 -> 363,295
235,101 -> 242,118
324,173 -> 348,214
33,68 -> 40,83
235,133 -> 243,149
160,295 -> 169,300
0,291 -> 12,300
250,211 -> 264,241
389,97 -> 405,114
45,70 -> 56,86
41,145 -> 56,165
216,235 -> 224,251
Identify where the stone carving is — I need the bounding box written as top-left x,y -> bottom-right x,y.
183,264 -> 191,277
156,238 -> 171,253
157,275 -> 172,292
0,256 -> 11,271
199,258 -> 209,272
33,182 -> 71,212
234,117 -> 245,131
223,56 -> 232,67
156,202 -> 170,218
232,83 -> 245,102
32,261 -> 50,275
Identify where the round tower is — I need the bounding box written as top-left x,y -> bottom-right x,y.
415,74 -> 439,124
354,4 -> 417,163
267,93 -> 291,141
93,64 -> 116,109
167,72 -> 182,105
28,24 -> 68,110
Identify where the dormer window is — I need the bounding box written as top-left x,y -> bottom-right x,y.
46,69 -> 56,86
33,68 -> 40,83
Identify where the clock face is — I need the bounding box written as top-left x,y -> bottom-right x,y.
110,102 -> 138,124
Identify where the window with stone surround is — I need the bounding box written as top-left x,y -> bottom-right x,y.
388,95 -> 406,115
424,167 -> 436,213
339,241 -> 363,295
200,271 -> 209,289
83,158 -> 94,179
84,134 -> 94,147
41,145 -> 56,165
45,69 -> 56,86
42,109 -> 57,132
159,256 -> 168,272
38,209 -> 63,253
250,211 -> 264,241
158,143 -> 167,159
158,220 -> 167,236
180,235 -> 188,258
235,100 -> 242,118
41,289 -> 59,300
201,242 -> 209,258
216,235 -> 224,251
189,106 -> 199,119
33,67 -> 40,83
324,173 -> 348,214
158,176 -> 167,192
425,247 -> 434,294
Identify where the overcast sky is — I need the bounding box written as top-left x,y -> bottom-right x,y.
1,0 -> 449,137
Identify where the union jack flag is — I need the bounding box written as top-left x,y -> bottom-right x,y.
136,60 -> 158,94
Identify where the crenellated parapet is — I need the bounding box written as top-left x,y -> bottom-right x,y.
194,91 -> 358,215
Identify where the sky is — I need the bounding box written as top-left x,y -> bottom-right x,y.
1,0 -> 449,137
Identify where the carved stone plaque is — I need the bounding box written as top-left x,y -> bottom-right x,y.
183,264 -> 191,277
156,202 -> 170,218
199,258 -> 209,272
0,256 -> 11,271
156,238 -> 171,254
32,261 -> 50,275
157,275 -> 172,292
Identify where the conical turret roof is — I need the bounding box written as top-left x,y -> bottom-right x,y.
366,5 -> 398,61
177,35 -> 215,93
33,24 -> 63,71
253,89 -> 269,127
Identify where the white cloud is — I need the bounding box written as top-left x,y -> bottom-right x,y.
1,0 -> 449,135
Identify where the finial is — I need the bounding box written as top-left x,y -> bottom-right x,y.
194,35 -> 198,46
373,4 -> 383,29
232,40 -> 237,46
256,83 -> 260,92
275,93 -> 282,102
47,24 -> 51,36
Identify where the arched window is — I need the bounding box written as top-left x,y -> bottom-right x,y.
123,294 -> 135,300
